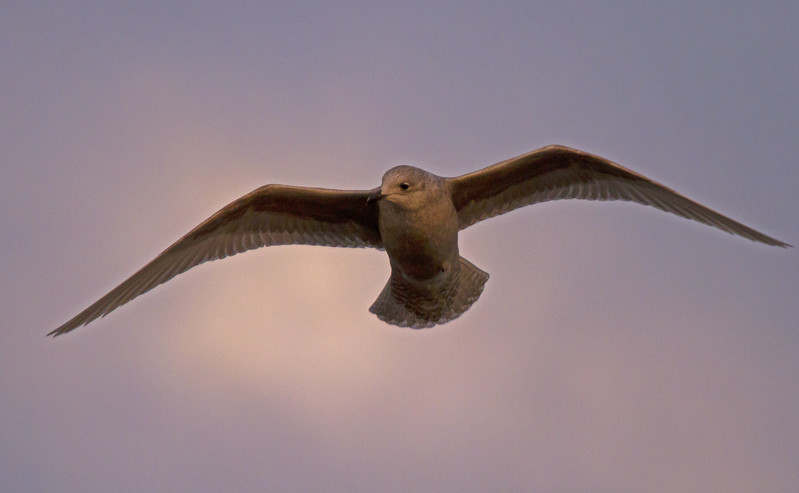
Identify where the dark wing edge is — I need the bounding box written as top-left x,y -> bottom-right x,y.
49,185 -> 381,336
449,145 -> 790,247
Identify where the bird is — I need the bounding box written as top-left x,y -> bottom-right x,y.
49,145 -> 790,336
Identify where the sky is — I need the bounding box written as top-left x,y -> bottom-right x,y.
2,1 -> 798,491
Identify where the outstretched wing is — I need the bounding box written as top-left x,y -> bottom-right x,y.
450,145 -> 789,247
50,185 -> 382,336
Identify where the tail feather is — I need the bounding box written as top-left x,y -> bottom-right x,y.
369,257 -> 489,328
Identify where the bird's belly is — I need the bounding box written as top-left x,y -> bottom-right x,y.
384,225 -> 458,282
392,247 -> 448,280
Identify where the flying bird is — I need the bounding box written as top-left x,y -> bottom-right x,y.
50,145 -> 789,335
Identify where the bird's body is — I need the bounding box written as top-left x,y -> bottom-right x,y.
370,166 -> 487,327
376,167 -> 459,283
50,145 -> 790,336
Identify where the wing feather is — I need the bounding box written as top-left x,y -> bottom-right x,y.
50,185 -> 381,336
450,145 -> 789,247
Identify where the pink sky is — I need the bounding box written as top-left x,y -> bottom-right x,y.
2,2 -> 798,491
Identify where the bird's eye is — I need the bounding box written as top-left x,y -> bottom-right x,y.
400,182 -> 410,190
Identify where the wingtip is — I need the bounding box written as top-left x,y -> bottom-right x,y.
47,326 -> 67,338
47,321 -> 81,338
751,232 -> 792,248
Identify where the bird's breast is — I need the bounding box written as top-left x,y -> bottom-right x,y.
379,197 -> 459,282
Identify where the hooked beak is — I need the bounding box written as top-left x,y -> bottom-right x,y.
366,186 -> 385,204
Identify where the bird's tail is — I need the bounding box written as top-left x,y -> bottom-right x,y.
369,256 -> 489,328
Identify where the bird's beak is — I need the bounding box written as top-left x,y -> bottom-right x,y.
366,186 -> 385,204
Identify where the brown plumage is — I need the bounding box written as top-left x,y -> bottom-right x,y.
50,145 -> 789,336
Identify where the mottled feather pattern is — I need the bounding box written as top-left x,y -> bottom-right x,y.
51,145 -> 788,336
452,146 -> 788,246
370,257 -> 489,328
49,187 -> 381,335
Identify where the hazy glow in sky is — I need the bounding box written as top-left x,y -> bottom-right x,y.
2,2 -> 798,492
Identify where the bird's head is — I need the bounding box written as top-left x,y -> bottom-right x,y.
368,165 -> 443,209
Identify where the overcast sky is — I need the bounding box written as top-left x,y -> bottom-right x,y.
2,2 -> 798,492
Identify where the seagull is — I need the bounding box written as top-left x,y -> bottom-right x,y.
49,145 -> 790,336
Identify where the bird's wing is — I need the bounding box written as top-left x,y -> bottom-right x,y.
50,185 -> 381,336
449,145 -> 789,247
